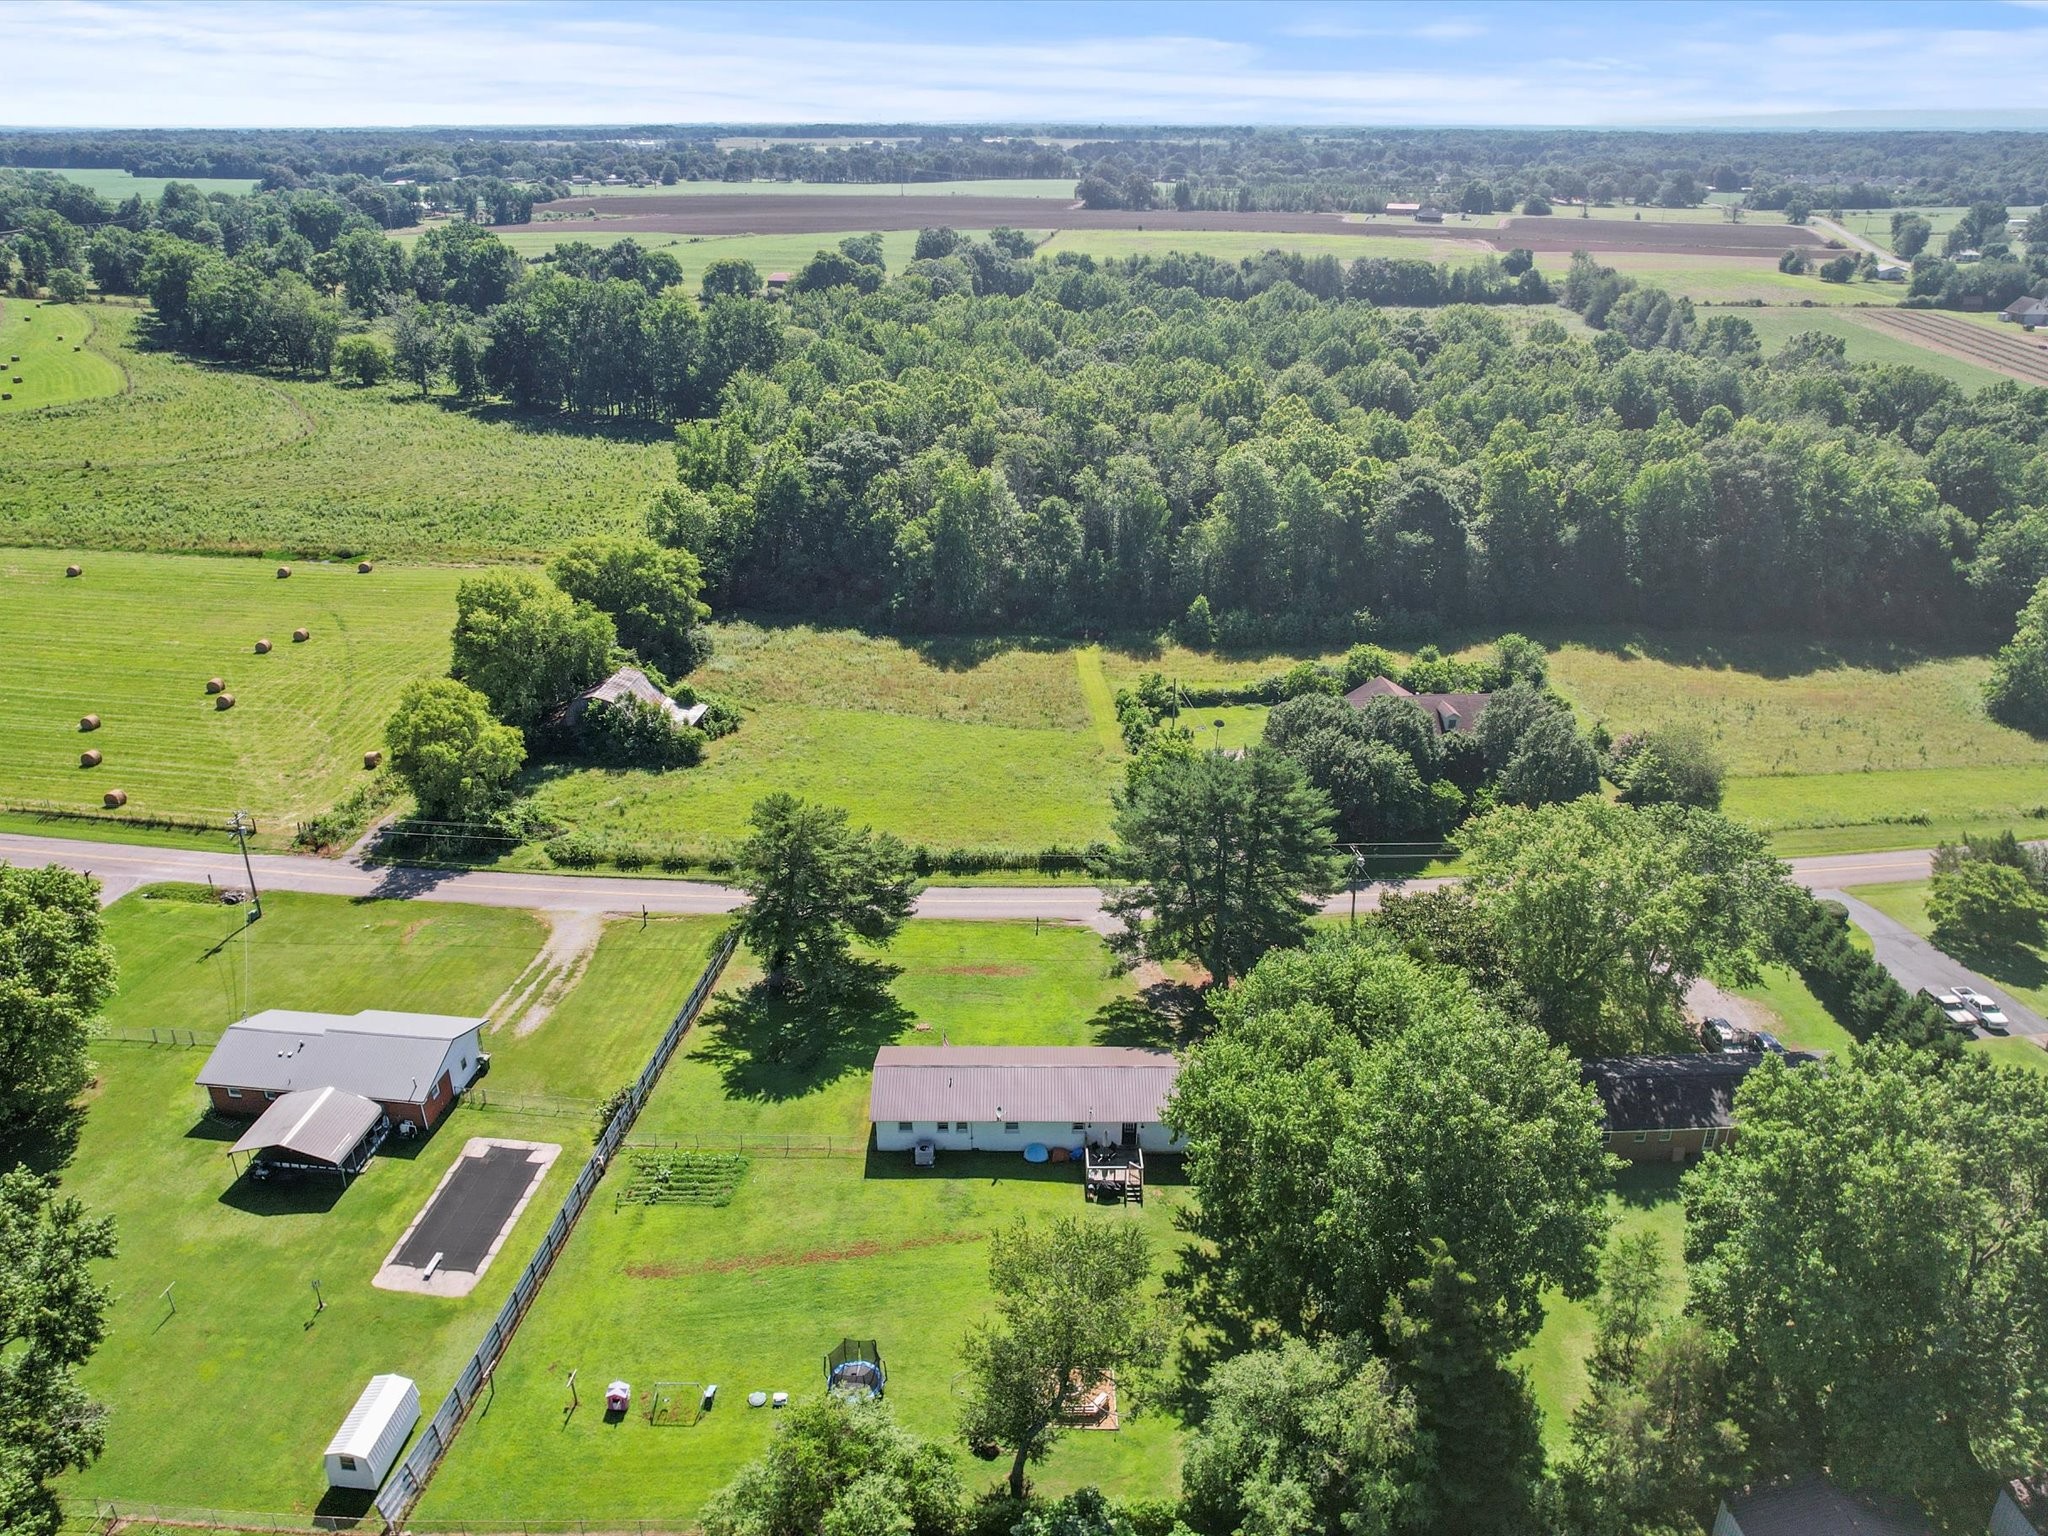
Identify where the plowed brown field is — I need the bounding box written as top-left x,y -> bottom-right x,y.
1859,309 -> 2048,385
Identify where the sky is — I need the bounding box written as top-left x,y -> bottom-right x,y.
10,0 -> 2048,131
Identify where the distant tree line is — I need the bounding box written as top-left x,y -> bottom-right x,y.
16,123 -> 2048,211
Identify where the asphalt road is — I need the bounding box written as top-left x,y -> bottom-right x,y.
1815,887 -> 2047,1040
0,830 -> 1940,919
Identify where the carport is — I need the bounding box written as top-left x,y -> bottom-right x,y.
228,1086 -> 388,1185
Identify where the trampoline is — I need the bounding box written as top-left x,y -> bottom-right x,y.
825,1337 -> 886,1399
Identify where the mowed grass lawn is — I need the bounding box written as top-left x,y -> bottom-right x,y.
421,920 -> 1177,1523
525,624 -> 1124,857
60,888 -> 613,1514
0,297 -> 127,414
0,306 -> 672,556
1517,1163 -> 1686,1449
0,549 -> 463,831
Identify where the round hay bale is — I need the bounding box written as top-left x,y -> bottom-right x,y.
254,638 -> 272,654
80,749 -> 101,769
2,394 -> 12,402
215,692 -> 236,711
363,749 -> 383,770
356,561 -> 373,574
65,564 -> 81,577
275,565 -> 291,579
292,627 -> 309,643
204,676 -> 224,694
102,789 -> 126,809
79,713 -> 100,731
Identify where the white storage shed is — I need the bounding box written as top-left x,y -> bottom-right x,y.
324,1373 -> 420,1490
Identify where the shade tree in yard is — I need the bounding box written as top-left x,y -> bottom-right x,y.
1683,1047 -> 2048,1505
1169,935 -> 1611,1345
383,677 -> 526,823
1098,747 -> 1342,986
448,570 -> 615,731
0,864 -> 116,1146
547,536 -> 712,677
733,794 -> 918,998
1928,858 -> 2048,952
701,1393 -> 959,1536
1457,798 -> 1789,1054
958,1218 -> 1169,1500
0,1169 -> 117,1536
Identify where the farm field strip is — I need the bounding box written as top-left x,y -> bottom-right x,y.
0,297 -> 127,413
553,176 -> 1088,200
15,165 -> 262,198
1739,307 -> 2009,389
1858,309 -> 2048,386
0,549 -> 463,828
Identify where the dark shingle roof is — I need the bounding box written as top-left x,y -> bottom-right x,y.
1722,1474 -> 1933,1536
1581,1051 -> 1816,1133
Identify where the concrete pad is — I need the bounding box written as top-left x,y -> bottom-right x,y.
374,1137 -> 561,1299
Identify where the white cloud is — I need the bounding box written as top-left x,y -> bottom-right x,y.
0,0 -> 2035,128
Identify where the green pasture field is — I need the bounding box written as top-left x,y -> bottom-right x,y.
1541,636 -> 2048,779
477,914 -> 731,1102
418,918 -> 1179,1522
1741,306 -> 2008,390
563,177 -> 1085,199
523,624 -> 1122,860
462,226 -> 931,284
0,549 -> 461,833
1835,206 -> 2037,244
0,297 -> 127,414
62,888 -> 578,1513
0,305 -> 671,556
16,165 -> 262,199
1593,251 -> 1873,305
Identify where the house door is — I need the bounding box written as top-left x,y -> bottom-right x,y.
1120,1123 -> 1138,1146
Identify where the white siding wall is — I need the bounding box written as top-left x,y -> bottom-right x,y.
875,1120 -> 1182,1153
438,1028 -> 485,1095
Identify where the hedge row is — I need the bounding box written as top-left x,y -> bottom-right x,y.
539,832 -> 1106,878
1776,893 -> 1956,1054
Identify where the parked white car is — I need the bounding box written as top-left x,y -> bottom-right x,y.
1956,987 -> 2009,1027
1921,988 -> 1979,1029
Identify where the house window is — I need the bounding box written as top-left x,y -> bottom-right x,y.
224,1086 -> 242,1099
339,1455 -> 357,1471
264,1091 -> 278,1100
1659,1129 -> 1673,1142
1632,1131 -> 1646,1143
1071,1122 -> 1085,1132
1004,1121 -> 1020,1133
897,1121 -> 913,1132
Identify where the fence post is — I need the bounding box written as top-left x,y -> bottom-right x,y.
371,931 -> 734,1529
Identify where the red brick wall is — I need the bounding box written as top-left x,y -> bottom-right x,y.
207,1084 -> 260,1117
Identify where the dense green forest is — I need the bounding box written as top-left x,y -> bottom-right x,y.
8,166 -> 2048,649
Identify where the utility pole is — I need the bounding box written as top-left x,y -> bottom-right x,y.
229,810 -> 261,922
1350,850 -> 1367,928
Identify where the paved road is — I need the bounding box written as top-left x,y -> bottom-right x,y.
1816,887 -> 2047,1040
0,830 -> 1942,920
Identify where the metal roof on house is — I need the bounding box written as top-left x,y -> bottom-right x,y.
1721,1474 -> 1933,1536
230,1086 -> 383,1164
1581,1051 -> 1817,1134
196,1008 -> 482,1104
553,666 -> 707,732
869,1046 -> 1179,1124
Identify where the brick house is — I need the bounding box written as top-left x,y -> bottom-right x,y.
1581,1051 -> 1817,1162
1343,675 -> 1492,735
196,1008 -> 488,1130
